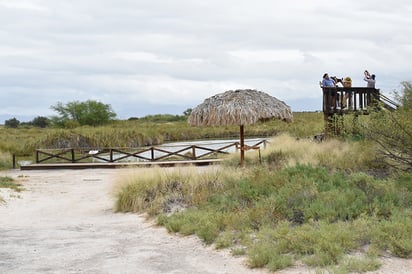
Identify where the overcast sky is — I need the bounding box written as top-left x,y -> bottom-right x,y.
1,0 -> 411,122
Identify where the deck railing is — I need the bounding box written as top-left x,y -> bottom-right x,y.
321,87 -> 399,138
322,87 -> 382,114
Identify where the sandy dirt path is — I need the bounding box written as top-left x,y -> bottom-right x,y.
1,168 -> 411,274
0,168 -> 267,274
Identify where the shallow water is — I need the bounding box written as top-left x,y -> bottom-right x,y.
99,138 -> 267,162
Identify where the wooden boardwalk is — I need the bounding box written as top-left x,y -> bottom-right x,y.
20,159 -> 223,170
18,139 -> 267,170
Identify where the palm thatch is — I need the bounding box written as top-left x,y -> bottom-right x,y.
188,89 -> 292,126
188,89 -> 293,166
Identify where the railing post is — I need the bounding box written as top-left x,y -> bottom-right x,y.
359,91 -> 364,110
12,154 -> 16,169
240,125 -> 245,167
322,88 -> 329,113
36,150 -> 39,163
71,149 -> 75,163
354,91 -> 358,111
191,145 -> 196,160
151,147 -> 155,161
110,149 -> 113,162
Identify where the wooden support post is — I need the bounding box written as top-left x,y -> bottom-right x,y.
71,149 -> 75,163
191,145 -> 196,160
240,125 -> 245,167
12,154 -> 16,169
151,147 -> 155,161
323,113 -> 330,140
354,93 -> 357,111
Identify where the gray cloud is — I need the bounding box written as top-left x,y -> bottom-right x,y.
1,0 -> 411,122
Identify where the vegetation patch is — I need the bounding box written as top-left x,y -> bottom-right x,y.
0,152 -> 13,170
115,136 -> 412,273
0,112 -> 324,159
0,176 -> 23,192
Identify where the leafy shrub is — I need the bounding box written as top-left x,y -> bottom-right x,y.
370,212 -> 412,258
247,241 -> 277,268
215,231 -> 236,249
196,217 -> 221,244
342,256 -> 381,273
349,173 -> 399,218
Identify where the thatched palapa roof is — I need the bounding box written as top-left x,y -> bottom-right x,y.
188,89 -> 293,126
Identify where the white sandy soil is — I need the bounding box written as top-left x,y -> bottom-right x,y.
0,168 -> 411,274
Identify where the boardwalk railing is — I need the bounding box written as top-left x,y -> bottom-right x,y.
322,87 -> 381,114
35,140 -> 268,164
322,87 -> 399,114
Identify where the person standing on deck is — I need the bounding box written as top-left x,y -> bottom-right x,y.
321,73 -> 336,110
364,70 -> 376,88
322,73 -> 335,87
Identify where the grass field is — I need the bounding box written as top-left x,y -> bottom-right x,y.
0,112 -> 325,169
3,111 -> 411,273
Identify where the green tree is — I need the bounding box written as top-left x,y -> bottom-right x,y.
4,117 -> 20,128
183,108 -> 192,116
50,100 -> 117,127
31,116 -> 50,128
364,81 -> 412,171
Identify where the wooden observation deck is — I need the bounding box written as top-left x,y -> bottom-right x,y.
321,87 -> 398,137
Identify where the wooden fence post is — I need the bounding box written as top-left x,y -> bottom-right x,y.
151,147 -> 155,161
191,145 -> 196,160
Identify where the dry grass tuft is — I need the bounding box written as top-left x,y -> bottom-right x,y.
224,134 -> 378,172
113,166 -> 239,217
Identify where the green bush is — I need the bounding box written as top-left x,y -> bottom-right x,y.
215,231 -> 236,249
370,212 -> 412,258
342,256 -> 381,273
247,241 -> 277,268
196,217 -> 221,244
